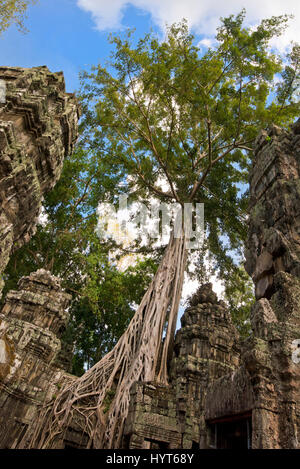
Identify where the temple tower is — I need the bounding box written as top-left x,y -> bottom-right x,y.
0,66 -> 79,296
124,283 -> 240,449
0,269 -> 74,449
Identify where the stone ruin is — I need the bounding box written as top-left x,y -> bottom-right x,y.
0,269 -> 75,448
124,283 -> 240,449
0,66 -> 80,296
0,66 -> 299,449
205,120 -> 300,449
0,65 -> 80,448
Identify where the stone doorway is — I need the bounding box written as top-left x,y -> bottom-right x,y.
208,413 -> 252,449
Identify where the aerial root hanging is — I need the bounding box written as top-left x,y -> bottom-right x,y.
24,233 -> 187,449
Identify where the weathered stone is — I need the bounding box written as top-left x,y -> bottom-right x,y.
0,66 -> 299,449
204,120 -> 300,449
0,66 -> 80,296
245,119 -> 300,300
243,124 -> 300,447
205,366 -> 255,421
124,283 -> 240,449
250,298 -> 278,339
0,339 -> 7,363
0,269 -> 75,449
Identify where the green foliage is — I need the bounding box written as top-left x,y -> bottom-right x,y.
224,265 -> 255,338
78,11 -> 299,330
276,43 -> 300,111
0,0 -> 38,34
103,390 -> 116,414
66,256 -> 158,376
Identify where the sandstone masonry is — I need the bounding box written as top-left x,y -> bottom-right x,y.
0,66 -> 80,296
204,120 -> 300,449
0,269 -> 75,448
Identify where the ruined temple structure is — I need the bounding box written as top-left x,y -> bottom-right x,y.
204,120 -> 300,449
124,119 -> 300,450
0,66 -> 299,449
0,66 -> 80,296
124,283 -> 240,449
0,270 -> 75,448
0,66 -> 80,448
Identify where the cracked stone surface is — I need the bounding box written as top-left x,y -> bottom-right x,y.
0,66 -> 80,296
205,121 -> 300,449
0,269 -> 75,449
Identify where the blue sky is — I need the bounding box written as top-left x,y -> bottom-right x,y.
0,0 -> 113,92
0,0 -> 162,92
0,0 -> 299,94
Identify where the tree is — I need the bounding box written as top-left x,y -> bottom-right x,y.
26,11 -> 299,448
0,0 -> 38,34
79,11 -> 299,299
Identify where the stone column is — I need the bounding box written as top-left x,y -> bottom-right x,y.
244,120 -> 300,449
0,269 -> 75,449
0,66 -> 80,296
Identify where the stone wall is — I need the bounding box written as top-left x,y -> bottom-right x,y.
0,269 -> 75,449
0,66 -> 80,296
204,120 -> 300,449
0,65 -> 80,448
123,283 -> 240,449
0,65 -> 299,449
245,120 -> 300,300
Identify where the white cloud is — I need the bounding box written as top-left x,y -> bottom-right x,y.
197,38 -> 215,50
77,0 -> 299,50
38,205 -> 49,226
77,0 -> 126,29
181,273 -> 224,308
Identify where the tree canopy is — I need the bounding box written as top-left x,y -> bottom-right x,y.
0,0 -> 38,34
1,142 -> 158,375
78,10 -> 299,318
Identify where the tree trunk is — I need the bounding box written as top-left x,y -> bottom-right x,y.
25,233 -> 187,449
